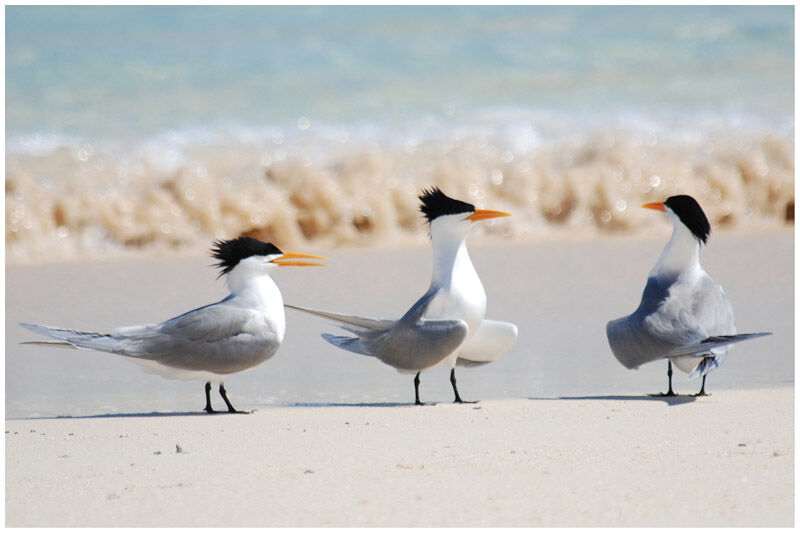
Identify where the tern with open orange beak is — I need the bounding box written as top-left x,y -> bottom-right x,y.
20,237 -> 327,413
606,195 -> 770,396
288,187 -> 517,405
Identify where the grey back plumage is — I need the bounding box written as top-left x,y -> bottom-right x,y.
288,288 -> 469,372
140,299 -> 281,374
606,271 -> 736,369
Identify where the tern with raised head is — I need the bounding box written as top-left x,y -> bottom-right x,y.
606,195 -> 770,396
288,187 -> 518,404
20,237 -> 326,413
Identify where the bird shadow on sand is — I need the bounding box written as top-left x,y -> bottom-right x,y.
10,410 -> 254,420
10,402 -> 451,419
529,394 -> 699,406
287,400 -> 489,408
288,401 -> 428,408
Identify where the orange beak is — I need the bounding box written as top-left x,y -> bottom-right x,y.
464,209 -> 511,222
642,201 -> 666,212
271,252 -> 328,267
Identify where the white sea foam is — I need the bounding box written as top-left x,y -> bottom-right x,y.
5,115 -> 794,263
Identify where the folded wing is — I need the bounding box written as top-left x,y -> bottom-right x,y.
287,288 -> 468,372
20,299 -> 281,375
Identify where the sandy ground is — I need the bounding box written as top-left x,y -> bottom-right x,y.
5,228 -> 794,526
5,389 -> 793,527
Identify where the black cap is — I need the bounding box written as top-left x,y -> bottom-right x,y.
664,195 -> 711,244
211,237 -> 282,276
418,187 -> 475,223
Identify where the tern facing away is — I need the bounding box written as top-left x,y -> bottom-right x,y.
20,237 -> 326,413
606,195 -> 770,396
287,187 -> 518,404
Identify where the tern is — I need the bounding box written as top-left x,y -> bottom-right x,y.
606,195 -> 770,396
20,237 -> 326,413
287,187 -> 518,404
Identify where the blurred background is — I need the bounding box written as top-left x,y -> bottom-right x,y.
6,6 -> 794,417
6,5 -> 794,263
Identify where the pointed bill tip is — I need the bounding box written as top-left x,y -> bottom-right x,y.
272,252 -> 328,267
642,201 -> 666,212
464,209 -> 511,222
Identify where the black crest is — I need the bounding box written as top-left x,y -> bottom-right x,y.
664,195 -> 711,244
211,237 -> 282,276
418,187 -> 475,223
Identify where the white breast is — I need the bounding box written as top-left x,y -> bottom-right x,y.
424,241 -> 487,342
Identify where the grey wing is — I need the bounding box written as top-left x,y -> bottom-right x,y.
289,286 -> 439,333
357,287 -> 469,371
360,318 -> 468,372
155,301 -> 263,342
651,275 -> 736,369
640,278 -> 713,348
607,274 -> 738,370
297,289 -> 469,372
608,276 -> 684,369
690,275 -> 736,337
138,302 -> 280,374
667,275 -> 737,373
21,301 -> 279,375
664,332 -> 772,358
284,304 -> 396,331
286,302 -> 400,356
606,315 -> 652,369
607,276 -> 706,369
20,321 -> 160,356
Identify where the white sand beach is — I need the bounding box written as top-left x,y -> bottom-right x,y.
5,389 -> 793,527
5,229 -> 793,526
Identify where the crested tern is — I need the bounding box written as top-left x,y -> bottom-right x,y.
288,187 -> 518,404
20,237 -> 326,413
606,195 -> 770,396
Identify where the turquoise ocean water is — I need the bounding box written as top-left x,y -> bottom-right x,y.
7,5 -> 793,139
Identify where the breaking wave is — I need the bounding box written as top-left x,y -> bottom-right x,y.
6,117 -> 794,263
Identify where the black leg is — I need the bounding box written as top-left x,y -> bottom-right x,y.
657,361 -> 677,397
450,368 -> 464,403
203,382 -> 215,413
450,368 -> 476,403
218,383 -> 241,413
414,372 -> 423,405
693,375 -> 708,397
